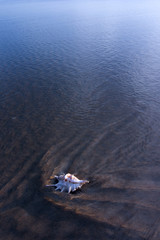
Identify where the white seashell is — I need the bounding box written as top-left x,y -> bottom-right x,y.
46,173 -> 89,193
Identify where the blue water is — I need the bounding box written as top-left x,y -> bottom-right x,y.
1,1 -> 160,239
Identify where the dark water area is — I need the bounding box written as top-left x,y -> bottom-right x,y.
1,0 -> 160,239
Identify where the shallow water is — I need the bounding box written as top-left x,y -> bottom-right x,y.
1,0 -> 160,239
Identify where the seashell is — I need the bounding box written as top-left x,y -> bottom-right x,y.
46,173 -> 89,193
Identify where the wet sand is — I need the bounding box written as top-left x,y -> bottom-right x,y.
1,105 -> 160,239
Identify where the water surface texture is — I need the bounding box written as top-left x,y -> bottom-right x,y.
1,1 -> 160,239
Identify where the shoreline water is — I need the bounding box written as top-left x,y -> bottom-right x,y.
1,0 -> 160,239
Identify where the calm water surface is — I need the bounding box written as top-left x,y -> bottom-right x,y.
1,1 -> 160,239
